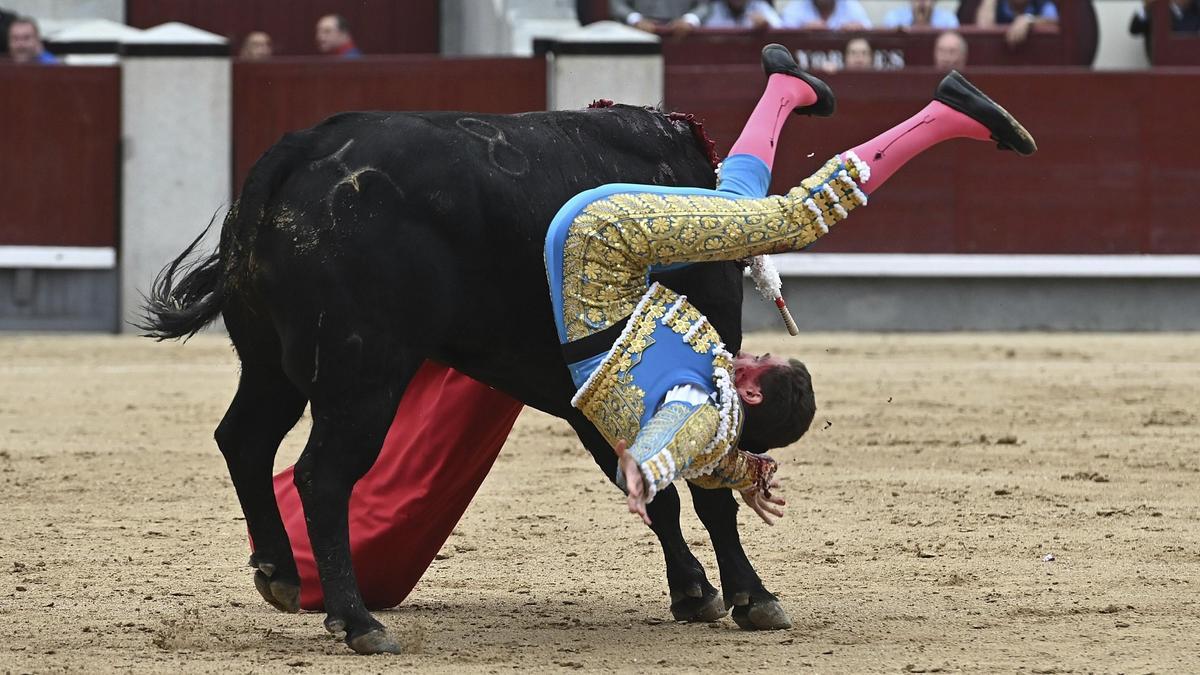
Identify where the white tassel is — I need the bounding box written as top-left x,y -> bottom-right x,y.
851,187 -> 869,207
661,295 -> 687,324
843,150 -> 871,183
749,255 -> 799,336
748,255 -> 782,304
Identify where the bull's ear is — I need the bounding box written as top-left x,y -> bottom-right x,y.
737,382 -> 763,406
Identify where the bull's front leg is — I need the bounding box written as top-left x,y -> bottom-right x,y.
688,483 -> 792,630
568,416 -> 725,622
646,484 -> 727,622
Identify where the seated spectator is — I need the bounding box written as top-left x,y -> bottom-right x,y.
1130,0 -> 1200,58
1,7 -> 17,54
933,29 -> 968,70
239,31 -> 273,60
843,36 -> 874,69
883,0 -> 959,29
316,14 -> 362,58
705,0 -> 782,28
781,0 -> 872,31
974,0 -> 1058,46
7,16 -> 57,64
610,0 -> 710,36
815,35 -> 874,73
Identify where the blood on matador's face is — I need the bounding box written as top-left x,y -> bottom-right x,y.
733,352 -> 791,406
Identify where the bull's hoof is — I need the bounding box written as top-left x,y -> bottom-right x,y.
253,569 -> 300,613
731,597 -> 792,631
348,628 -> 402,655
670,584 -> 727,623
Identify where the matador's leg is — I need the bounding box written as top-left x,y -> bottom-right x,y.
547,70 -> 1035,355
716,43 -> 834,200
652,43 -> 832,276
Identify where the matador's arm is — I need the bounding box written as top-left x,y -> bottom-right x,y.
615,399 -> 776,501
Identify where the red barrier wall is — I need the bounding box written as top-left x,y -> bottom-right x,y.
667,68 -> 1200,254
232,57 -> 547,190
126,0 -> 438,56
0,65 -> 120,248
1150,0 -> 1200,65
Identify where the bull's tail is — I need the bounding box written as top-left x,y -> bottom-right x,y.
138,133 -> 309,340
137,214 -> 227,340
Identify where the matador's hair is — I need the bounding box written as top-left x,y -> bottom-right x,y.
739,359 -> 816,454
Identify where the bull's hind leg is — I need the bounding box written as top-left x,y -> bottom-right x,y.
291,336 -> 419,654
215,361 -> 308,612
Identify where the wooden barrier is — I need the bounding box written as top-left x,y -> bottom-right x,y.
666,68 -> 1200,254
0,65 -> 120,248
232,57 -> 547,190
1149,0 -> 1200,65
126,0 -> 439,56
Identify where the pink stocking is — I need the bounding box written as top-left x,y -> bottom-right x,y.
846,100 -> 990,195
727,73 -> 818,171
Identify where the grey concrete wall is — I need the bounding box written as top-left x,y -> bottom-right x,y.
441,0 -> 509,55
120,56 -> 231,333
1093,0 -> 1150,70
549,53 -> 663,110
442,0 -> 580,56
0,269 -> 118,331
742,277 -> 1200,332
3,0 -> 122,22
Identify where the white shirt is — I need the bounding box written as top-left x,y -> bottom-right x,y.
781,0 -> 873,29
705,1 -> 784,28
663,383 -> 711,407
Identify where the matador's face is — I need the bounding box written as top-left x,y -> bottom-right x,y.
732,352 -> 791,405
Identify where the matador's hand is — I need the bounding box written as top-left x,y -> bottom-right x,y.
614,440 -> 652,526
740,479 -> 786,525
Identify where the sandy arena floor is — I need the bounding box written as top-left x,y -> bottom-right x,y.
1,332 -> 1197,673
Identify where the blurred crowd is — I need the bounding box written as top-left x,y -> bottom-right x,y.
4,0 -> 1198,67
1,9 -> 57,64
0,9 -> 367,64
604,0 -> 1057,71
239,13 -> 365,61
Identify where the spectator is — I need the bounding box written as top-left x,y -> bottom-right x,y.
781,0 -> 872,31
7,16 -> 57,64
933,30 -> 968,70
974,0 -> 1058,46
576,0 -> 607,24
811,34 -> 878,72
610,0 -> 710,36
844,36 -> 874,69
1130,0 -> 1200,58
239,31 -> 273,60
1,7 -> 17,55
316,14 -> 362,58
883,0 -> 959,29
705,0 -> 782,28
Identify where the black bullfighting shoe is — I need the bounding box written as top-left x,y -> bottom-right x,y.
934,70 -> 1037,156
761,43 -> 836,117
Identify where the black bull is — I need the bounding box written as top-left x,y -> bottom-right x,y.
143,105 -> 792,654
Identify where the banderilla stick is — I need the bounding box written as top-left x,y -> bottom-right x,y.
775,296 -> 799,336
